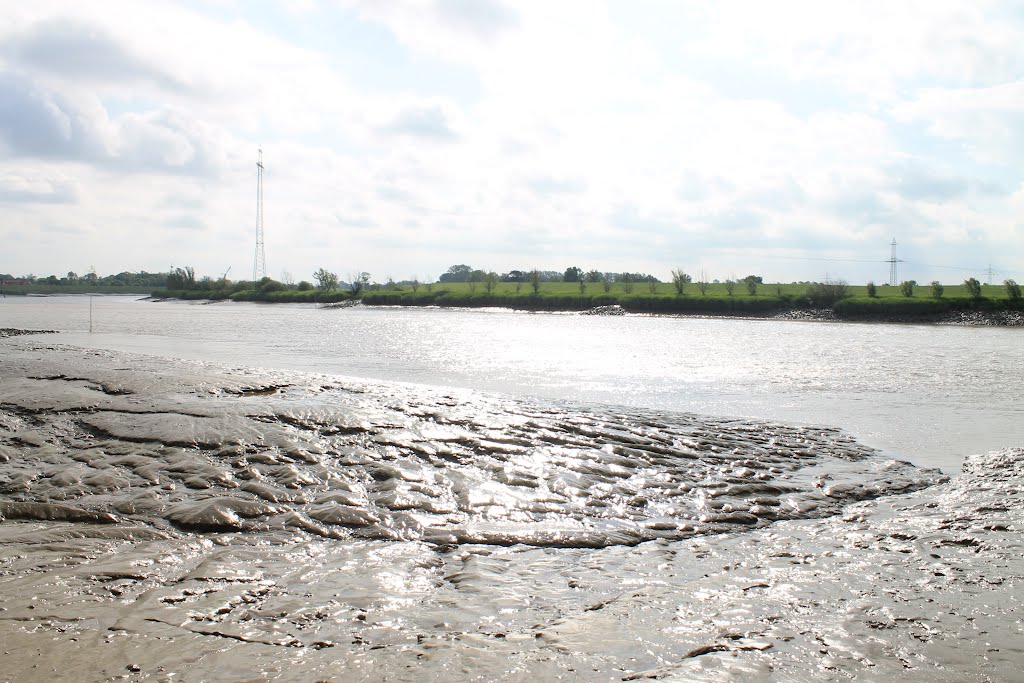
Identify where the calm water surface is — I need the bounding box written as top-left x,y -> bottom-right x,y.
3,295 -> 1020,472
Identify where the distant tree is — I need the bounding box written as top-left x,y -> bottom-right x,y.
440,264 -> 474,283
964,277 -> 982,300
258,276 -> 285,293
743,275 -> 759,296
1005,279 -> 1022,300
647,277 -> 658,294
503,270 -> 527,282
724,278 -> 736,296
930,281 -> 944,299
66,271 -> 78,282
866,281 -> 877,298
281,271 -> 294,286
528,269 -> 542,294
586,269 -> 603,283
167,266 -> 196,290
578,279 -> 586,297
601,272 -> 613,293
410,277 -> 420,292
484,271 -> 498,294
313,268 -> 338,291
297,280 -> 313,291
670,269 -> 688,295
900,280 -> 915,297
349,271 -> 371,296
563,266 -> 583,282
805,280 -> 850,307
619,273 -> 634,294
697,270 -> 709,296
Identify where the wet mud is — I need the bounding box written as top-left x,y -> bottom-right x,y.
0,339 -> 1019,681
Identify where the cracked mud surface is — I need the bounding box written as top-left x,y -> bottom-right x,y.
0,340 -> 1020,681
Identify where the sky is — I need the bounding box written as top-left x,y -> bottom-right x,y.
1,0 -> 1023,285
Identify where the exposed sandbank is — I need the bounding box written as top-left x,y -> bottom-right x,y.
0,339 -> 1020,681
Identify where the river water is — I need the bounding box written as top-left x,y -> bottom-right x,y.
2,295 -> 1020,472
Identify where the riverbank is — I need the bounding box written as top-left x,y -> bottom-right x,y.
0,328 -> 58,337
0,339 -> 1020,681
149,290 -> 1024,326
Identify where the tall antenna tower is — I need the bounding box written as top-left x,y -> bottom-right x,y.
887,238 -> 902,286
252,148 -> 267,282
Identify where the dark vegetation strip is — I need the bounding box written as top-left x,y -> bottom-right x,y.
151,287 -> 1024,321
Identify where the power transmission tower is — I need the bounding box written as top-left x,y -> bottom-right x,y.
987,264 -> 994,285
253,148 -> 267,282
887,238 -> 902,286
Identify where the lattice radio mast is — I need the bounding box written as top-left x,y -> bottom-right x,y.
252,148 -> 267,282
887,238 -> 902,286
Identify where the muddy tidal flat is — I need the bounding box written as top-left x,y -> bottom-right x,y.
0,338 -> 1021,682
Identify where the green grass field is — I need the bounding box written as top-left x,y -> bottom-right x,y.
9,279 -> 1013,302
5,278 -> 1003,319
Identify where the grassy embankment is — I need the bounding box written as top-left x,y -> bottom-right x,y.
370,282 -> 1024,317
147,281 -> 1022,317
366,281 -> 1024,317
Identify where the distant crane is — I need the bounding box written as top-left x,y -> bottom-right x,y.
221,266 -> 231,285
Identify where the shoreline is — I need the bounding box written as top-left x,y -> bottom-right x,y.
0,340 -> 1021,681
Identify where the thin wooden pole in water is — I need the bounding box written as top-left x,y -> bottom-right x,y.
89,296 -> 93,333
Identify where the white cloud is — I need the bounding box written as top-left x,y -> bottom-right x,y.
379,101 -> 462,141
892,81 -> 1024,164
689,0 -> 1024,97
0,167 -> 78,205
336,0 -> 520,63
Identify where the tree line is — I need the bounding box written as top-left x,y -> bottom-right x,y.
7,264 -> 1019,305
867,277 -> 1021,302
1,269 -> 169,288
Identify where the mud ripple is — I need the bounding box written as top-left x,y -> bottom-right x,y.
0,344 -> 946,549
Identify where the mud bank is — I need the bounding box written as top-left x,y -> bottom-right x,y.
0,328 -> 57,338
0,341 -> 1019,681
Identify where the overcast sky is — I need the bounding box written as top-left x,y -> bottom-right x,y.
1,1 -> 1022,285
